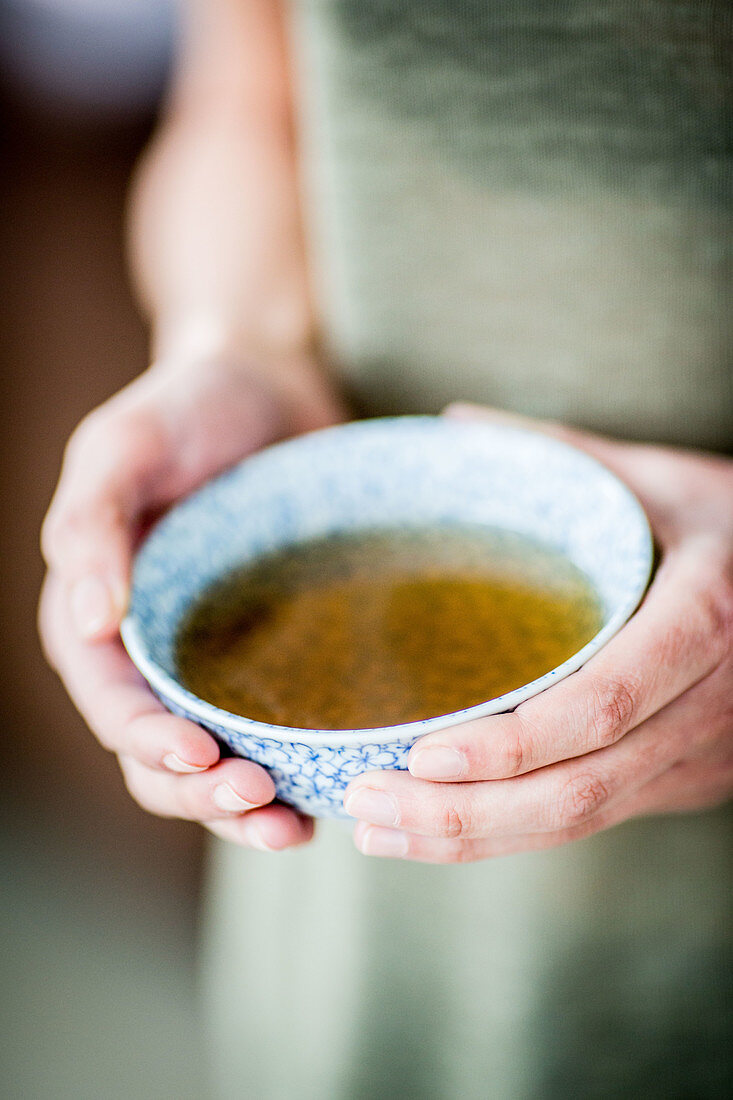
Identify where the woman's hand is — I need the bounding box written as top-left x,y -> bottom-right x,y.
344,404 -> 733,862
39,355 -> 345,850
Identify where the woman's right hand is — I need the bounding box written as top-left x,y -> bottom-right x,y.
39,354 -> 346,850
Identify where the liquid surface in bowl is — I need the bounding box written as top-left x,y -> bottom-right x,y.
174,526 -> 603,730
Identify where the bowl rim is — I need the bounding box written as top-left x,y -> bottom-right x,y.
120,416 -> 654,746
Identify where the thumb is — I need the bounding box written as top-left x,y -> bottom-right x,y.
41,401 -> 167,641
442,401 -> 644,481
42,354 -> 344,642
38,367 -> 192,638
40,356 -> 298,642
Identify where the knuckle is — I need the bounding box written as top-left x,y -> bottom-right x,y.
91,712 -> 129,755
69,403 -> 165,480
97,733 -> 115,754
42,412 -> 115,561
41,503 -> 83,557
44,400 -> 167,570
43,498 -> 123,570
65,406 -> 113,463
558,772 -> 611,827
42,496 -> 109,572
436,798 -> 472,839
86,718 -> 115,753
40,505 -> 73,565
499,722 -> 526,776
587,676 -> 637,749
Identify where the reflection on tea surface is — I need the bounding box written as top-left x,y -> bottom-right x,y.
175,526 -> 603,730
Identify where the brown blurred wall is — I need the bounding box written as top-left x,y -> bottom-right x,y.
0,92 -> 203,911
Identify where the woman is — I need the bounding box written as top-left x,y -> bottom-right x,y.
40,2 -> 732,1095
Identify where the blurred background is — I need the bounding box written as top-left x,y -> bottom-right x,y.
1,1 -> 209,1096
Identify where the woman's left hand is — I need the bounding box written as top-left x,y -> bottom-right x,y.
344,405 -> 733,862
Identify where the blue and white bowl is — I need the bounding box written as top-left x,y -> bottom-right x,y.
121,416 -> 653,819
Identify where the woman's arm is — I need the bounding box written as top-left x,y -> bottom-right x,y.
130,0 -> 336,416
39,0 -> 343,849
344,406 -> 733,862
132,1 -> 306,353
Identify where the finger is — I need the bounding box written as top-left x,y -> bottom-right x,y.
119,755 -> 276,822
443,401 -> 640,475
350,759 -> 681,861
40,363 -> 285,640
39,575 -> 220,772
352,815 -> 605,862
443,403 -> 733,544
205,804 -> 315,851
408,543 -> 723,783
347,768 -> 619,841
41,394 -> 174,639
348,674 -> 722,839
354,730 -> 733,862
351,790 -> 632,862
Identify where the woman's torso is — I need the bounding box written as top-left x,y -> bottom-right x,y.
291,0 -> 732,446
203,6 -> 732,1097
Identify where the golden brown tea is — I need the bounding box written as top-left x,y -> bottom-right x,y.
175,526 -> 603,730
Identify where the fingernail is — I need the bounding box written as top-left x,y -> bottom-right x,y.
358,826 -> 409,859
243,822 -> 275,851
70,576 -> 115,638
163,753 -> 209,774
410,745 -> 465,780
344,788 -> 398,827
213,784 -> 260,814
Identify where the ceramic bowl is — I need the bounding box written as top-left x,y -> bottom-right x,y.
120,416 -> 653,819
